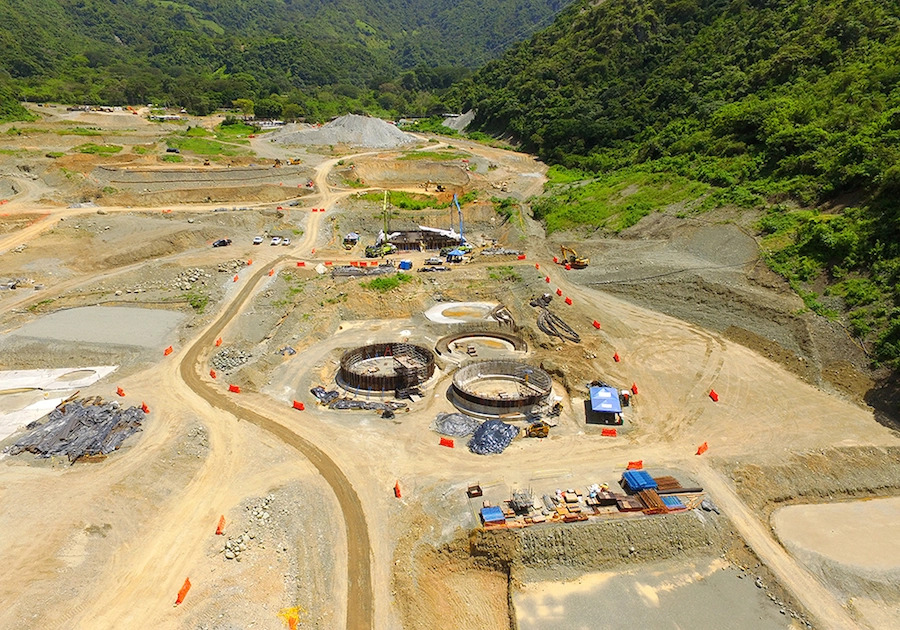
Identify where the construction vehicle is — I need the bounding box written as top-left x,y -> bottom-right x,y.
560,246 -> 589,269
273,158 -> 282,168
365,191 -> 398,258
525,421 -> 550,438
288,158 -> 302,165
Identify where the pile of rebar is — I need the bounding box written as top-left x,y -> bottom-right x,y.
6,399 -> 146,463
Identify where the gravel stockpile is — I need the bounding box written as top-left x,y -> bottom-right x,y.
431,412 -> 482,437
272,114 -> 417,148
211,347 -> 252,372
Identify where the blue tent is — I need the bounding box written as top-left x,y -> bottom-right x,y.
590,386 -> 622,413
480,506 -> 505,525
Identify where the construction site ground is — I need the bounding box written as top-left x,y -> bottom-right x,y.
0,105 -> 898,630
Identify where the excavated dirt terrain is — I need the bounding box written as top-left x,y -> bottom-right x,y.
1,107 -> 898,630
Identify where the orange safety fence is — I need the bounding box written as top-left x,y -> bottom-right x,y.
164,346 -> 174,356
292,400 -> 305,410
210,369 -> 217,379
517,254 -> 526,260
116,387 -> 125,397
626,460 -> 643,470
216,515 -> 226,535
696,442 -> 709,456
228,384 -> 241,393
297,261 -> 306,267
592,320 -> 601,329
439,437 -> 454,448
601,428 -> 618,437
709,389 -> 719,402
174,577 -> 191,606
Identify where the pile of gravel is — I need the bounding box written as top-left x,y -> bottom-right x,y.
272,114 -> 417,149
211,348 -> 251,372
431,412 -> 482,437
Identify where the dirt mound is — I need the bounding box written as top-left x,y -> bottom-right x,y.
272,114 -> 417,148
349,158 -> 469,188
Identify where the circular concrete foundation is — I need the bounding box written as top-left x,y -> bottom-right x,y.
449,360 -> 551,418
338,342 -> 435,394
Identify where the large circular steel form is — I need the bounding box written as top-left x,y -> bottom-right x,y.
450,360 -> 552,418
338,343 -> 435,394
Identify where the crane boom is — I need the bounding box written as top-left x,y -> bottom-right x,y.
453,193 -> 464,245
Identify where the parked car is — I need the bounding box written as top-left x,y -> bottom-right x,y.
166,147 -> 180,153
253,236 -> 263,245
212,238 -> 232,247
281,237 -> 291,246
270,236 -> 282,246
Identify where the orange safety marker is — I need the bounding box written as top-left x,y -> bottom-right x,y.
439,437 -> 454,448
613,352 -> 620,362
209,369 -> 217,379
311,248 -> 316,254
324,261 -> 332,266
215,337 -> 222,347
247,259 -> 252,266
517,254 -> 526,260
601,428 -> 617,437
556,288 -> 563,296
592,320 -> 601,329
631,382 -> 639,395
626,460 -> 643,470
268,269 -> 275,276
141,402 -> 150,414
696,442 -> 709,456
215,515 -> 226,535
297,261 -> 305,267
535,263 -> 540,269
174,578 -> 191,606
564,297 -> 573,305
116,387 -> 125,397
545,276 -> 550,283
709,390 -> 719,402
553,256 -> 559,263
164,345 -> 174,356
565,263 -> 572,270
394,481 -> 402,498
292,400 -> 305,410
228,384 -> 241,394
233,275 -> 239,282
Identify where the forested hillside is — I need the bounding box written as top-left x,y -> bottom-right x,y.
460,0 -> 900,367
0,0 -> 570,114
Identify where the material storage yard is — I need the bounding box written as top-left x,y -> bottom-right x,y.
0,105 -> 898,630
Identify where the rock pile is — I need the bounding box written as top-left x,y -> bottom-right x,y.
223,531 -> 253,561
172,267 -> 210,291
218,259 -> 247,273
211,347 -> 252,372
271,114 -> 417,149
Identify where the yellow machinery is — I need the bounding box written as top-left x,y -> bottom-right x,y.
560,246 -> 589,269
525,421 -> 550,438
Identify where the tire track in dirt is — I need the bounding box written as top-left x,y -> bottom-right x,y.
178,219 -> 373,628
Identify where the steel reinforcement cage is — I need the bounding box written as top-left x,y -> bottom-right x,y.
339,343 -> 435,392
451,360 -> 552,411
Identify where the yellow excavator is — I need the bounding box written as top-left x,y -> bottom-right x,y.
560,246 -> 589,269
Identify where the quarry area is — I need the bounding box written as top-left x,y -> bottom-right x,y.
0,105 -> 898,630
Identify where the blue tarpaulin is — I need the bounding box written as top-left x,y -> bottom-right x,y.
622,470 -> 658,492
661,496 -> 685,509
590,386 -> 622,413
480,506 -> 505,524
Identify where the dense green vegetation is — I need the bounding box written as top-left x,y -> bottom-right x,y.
362,273 -> 413,292
0,0 -> 571,118
459,0 -> 900,366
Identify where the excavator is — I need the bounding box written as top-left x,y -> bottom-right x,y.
560,246 -> 589,269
